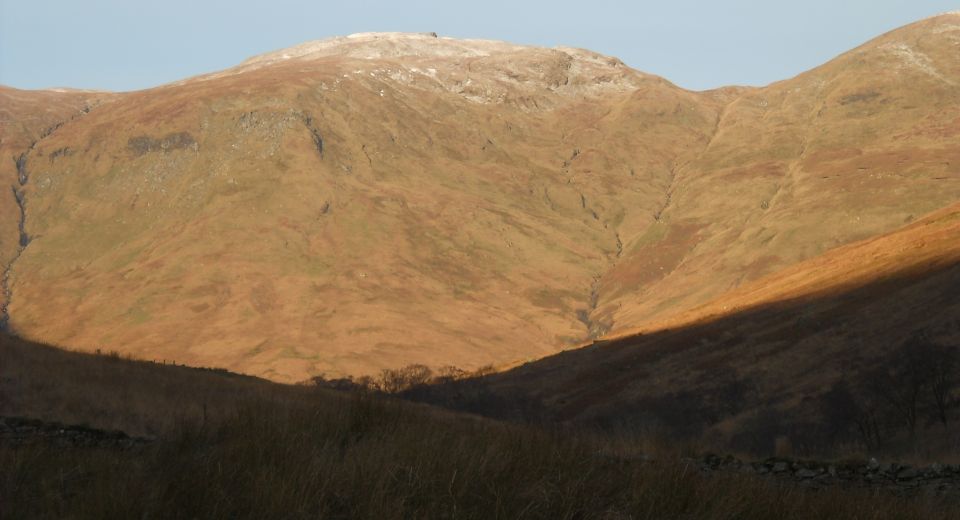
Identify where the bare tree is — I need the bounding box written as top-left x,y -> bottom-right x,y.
378,364 -> 433,394
435,365 -> 467,383
914,338 -> 958,427
821,381 -> 886,449
866,345 -> 927,436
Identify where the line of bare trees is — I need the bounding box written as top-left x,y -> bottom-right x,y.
821,334 -> 958,449
310,364 -> 495,394
310,363 -> 544,420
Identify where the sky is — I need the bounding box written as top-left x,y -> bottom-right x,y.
1,1 -> 958,92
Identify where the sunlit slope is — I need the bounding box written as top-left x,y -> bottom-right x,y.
595,13 -> 960,334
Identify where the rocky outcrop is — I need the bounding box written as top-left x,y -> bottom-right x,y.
127,132 -> 197,156
300,114 -> 324,158
1,165 -> 31,330
689,453 -> 960,497
1,186 -> 31,329
12,187 -> 29,248
14,152 -> 28,186
3,145 -> 38,331
0,416 -> 150,449
225,32 -> 645,107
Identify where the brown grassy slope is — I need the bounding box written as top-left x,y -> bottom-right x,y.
2,337 -> 956,519
596,13 -> 960,333
476,203 -> 960,447
0,87 -> 109,311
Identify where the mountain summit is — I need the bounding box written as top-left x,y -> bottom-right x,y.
209,31 -> 649,107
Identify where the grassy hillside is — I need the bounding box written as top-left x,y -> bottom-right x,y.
598,12 -> 960,332
2,15 -> 958,382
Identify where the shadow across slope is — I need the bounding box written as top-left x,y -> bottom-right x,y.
0,333 -> 276,437
409,207 -> 960,456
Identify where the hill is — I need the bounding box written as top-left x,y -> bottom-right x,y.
595,12 -> 960,332
0,36 -> 714,381
1,15 -> 959,382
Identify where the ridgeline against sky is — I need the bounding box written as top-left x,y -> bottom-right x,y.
1,1 -> 959,91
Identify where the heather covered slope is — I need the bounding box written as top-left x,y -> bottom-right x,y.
2,16 -> 959,382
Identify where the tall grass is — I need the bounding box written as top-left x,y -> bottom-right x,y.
3,335 -> 957,518
3,392 -> 955,519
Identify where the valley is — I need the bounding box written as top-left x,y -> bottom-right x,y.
1,14 -> 958,383
1,11 -> 960,518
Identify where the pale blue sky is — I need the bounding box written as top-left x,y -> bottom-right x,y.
1,1 -> 957,92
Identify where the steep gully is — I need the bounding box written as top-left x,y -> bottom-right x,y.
559,146 -> 617,340
577,96 -> 737,342
0,106 -> 95,331
1,151 -> 36,331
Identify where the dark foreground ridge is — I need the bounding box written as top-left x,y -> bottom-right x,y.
4,335 -> 959,519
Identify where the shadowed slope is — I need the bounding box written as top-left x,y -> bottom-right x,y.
451,203 -> 960,448
3,333 -> 954,519
0,332 -> 272,437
